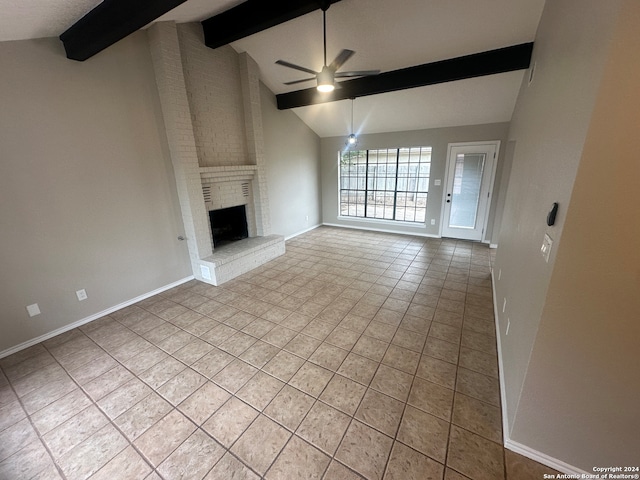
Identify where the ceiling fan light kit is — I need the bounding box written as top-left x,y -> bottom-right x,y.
317,67 -> 335,92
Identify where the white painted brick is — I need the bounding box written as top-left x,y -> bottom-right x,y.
178,24 -> 248,168
149,22 -> 281,285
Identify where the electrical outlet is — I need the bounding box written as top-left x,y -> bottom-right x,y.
506,318 -> 511,335
26,303 -> 41,317
76,289 -> 88,301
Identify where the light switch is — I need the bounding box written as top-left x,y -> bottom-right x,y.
434,179 -> 441,186
541,233 -> 553,262
26,303 -> 41,317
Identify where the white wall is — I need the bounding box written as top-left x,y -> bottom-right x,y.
493,0 -> 639,470
261,83 -> 322,238
494,0 -> 619,430
0,33 -> 191,354
320,123 -> 509,240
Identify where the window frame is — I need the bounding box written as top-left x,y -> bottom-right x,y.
338,146 -> 431,224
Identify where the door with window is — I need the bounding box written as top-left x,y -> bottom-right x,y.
441,142 -> 498,241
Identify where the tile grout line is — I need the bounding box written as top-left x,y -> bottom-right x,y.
442,245 -> 470,480
43,330 -> 178,480
2,228 -> 504,480
0,359 -> 70,480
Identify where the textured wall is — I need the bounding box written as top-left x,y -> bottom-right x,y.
491,0 -> 640,471
493,0 -> 620,435
260,83 -> 322,238
0,33 -> 191,353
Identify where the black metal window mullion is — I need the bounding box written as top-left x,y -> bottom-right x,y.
392,148 -> 400,220
364,150 -> 369,219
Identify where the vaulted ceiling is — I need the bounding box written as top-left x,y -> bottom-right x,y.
0,0 -> 546,137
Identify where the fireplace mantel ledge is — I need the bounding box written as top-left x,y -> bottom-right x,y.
200,165 -> 257,174
200,165 -> 258,183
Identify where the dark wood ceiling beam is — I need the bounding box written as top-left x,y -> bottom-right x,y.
276,42 -> 534,109
202,0 -> 341,49
60,0 -> 190,61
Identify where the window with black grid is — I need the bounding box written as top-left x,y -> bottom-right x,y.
339,146 -> 431,223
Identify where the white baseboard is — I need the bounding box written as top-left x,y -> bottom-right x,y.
284,224 -> 321,240
0,276 -> 194,359
322,222 -> 441,238
491,269 -> 586,476
505,439 -> 589,476
491,269 -> 512,445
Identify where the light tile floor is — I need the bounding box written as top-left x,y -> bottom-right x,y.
0,227 -> 561,480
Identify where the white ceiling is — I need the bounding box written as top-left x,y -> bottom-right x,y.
0,0 -> 545,138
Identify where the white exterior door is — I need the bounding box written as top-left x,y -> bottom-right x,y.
441,142 -> 498,241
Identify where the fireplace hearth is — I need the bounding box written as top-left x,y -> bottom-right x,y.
209,205 -> 248,248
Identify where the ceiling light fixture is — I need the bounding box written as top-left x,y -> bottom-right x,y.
346,98 -> 358,147
317,66 -> 335,92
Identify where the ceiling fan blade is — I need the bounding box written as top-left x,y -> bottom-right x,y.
329,49 -> 355,71
335,70 -> 381,78
283,77 -> 317,86
275,60 -> 318,76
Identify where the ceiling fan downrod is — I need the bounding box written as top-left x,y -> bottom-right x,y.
320,0 -> 330,66
323,9 -> 327,66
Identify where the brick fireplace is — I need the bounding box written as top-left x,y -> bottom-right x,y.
147,22 -> 284,285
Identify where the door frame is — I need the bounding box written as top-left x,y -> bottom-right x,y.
439,141 -> 500,243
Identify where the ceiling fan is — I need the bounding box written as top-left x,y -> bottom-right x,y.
275,1 -> 380,93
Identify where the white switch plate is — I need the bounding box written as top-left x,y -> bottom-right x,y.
430,219 -> 436,225
76,289 -> 88,301
434,179 -> 441,186
26,303 -> 41,317
541,233 -> 553,262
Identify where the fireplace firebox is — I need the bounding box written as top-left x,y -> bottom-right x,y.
209,205 -> 248,248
